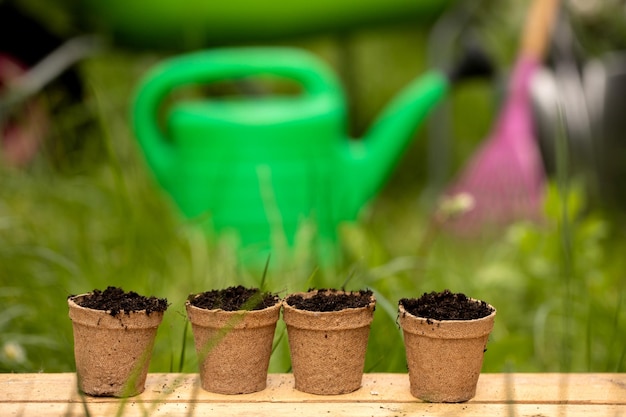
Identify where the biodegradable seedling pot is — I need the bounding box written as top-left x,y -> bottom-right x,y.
186,286 -> 281,394
398,289 -> 496,403
67,287 -> 168,397
283,289 -> 376,395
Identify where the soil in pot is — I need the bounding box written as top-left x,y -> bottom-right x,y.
283,289 -> 376,395
188,285 -> 279,311
286,288 -> 374,311
398,289 -> 496,403
68,286 -> 168,397
399,289 -> 493,321
72,286 -> 169,315
186,285 -> 281,394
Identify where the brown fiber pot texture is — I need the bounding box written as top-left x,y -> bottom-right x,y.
283,291 -> 376,395
68,294 -> 164,397
398,302 -> 496,403
185,298 -> 281,394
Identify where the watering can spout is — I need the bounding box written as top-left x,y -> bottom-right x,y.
339,71 -> 449,220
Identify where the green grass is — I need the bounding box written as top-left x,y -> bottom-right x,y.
1,31 -> 625,377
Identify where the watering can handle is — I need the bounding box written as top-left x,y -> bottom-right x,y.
132,47 -> 342,183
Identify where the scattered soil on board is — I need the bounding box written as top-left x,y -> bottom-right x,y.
286,289 -> 374,312
400,289 -> 493,321
189,285 -> 279,311
71,286 -> 169,316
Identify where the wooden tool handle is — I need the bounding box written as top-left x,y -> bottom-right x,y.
519,0 -> 561,60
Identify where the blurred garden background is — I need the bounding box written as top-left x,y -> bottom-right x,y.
1,0 -> 625,376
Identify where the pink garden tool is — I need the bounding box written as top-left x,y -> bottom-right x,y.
441,0 -> 561,237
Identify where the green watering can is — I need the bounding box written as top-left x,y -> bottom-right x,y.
132,47 -> 448,264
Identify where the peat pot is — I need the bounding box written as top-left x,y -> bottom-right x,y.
68,290 -> 167,397
398,291 -> 496,403
283,289 -> 376,395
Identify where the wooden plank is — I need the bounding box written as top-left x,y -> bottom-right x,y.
1,373 -> 625,417
476,373 -> 626,405
4,402 -> 625,417
2,373 -> 625,405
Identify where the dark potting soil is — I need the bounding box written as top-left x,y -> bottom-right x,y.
189,285 -> 279,311
71,286 -> 169,316
286,289 -> 374,312
400,289 -> 493,321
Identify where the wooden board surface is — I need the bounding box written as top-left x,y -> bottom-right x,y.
2,373 -> 625,416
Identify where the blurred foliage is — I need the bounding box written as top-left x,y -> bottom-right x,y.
568,0 -> 626,56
